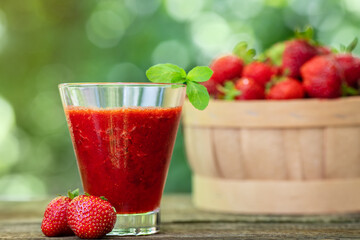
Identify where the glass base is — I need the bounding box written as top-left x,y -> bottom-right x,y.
107,209 -> 160,236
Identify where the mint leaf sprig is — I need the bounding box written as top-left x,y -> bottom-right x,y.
146,64 -> 213,110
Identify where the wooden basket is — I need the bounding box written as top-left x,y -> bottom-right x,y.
182,97 -> 360,214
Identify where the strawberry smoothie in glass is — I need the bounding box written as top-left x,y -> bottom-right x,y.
59,83 -> 186,236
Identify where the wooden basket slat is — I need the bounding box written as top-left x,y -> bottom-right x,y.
183,97 -> 360,128
212,128 -> 245,179
324,127 -> 360,178
183,126 -> 219,178
282,129 -> 303,180
240,129 -> 287,180
298,129 -> 324,180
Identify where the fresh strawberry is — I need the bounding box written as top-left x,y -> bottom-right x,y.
266,78 -> 304,100
317,45 -> 332,55
41,190 -> 79,237
201,78 -> 220,97
334,53 -> 360,87
282,39 -> 318,78
67,194 -> 116,239
234,78 -> 265,100
242,61 -> 277,86
209,55 -> 243,85
301,55 -> 342,98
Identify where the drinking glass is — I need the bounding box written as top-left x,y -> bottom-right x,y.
59,83 -> 186,236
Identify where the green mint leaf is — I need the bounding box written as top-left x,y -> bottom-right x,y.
146,63 -> 186,83
186,81 -> 210,110
187,66 -> 213,83
146,63 -> 212,110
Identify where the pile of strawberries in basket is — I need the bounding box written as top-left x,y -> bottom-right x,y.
202,27 -> 360,100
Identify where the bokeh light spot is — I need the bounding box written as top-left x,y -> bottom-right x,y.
86,10 -> 126,48
0,96 -> 15,145
0,174 -> 46,200
125,0 -> 161,16
152,40 -> 190,69
344,0 -> 360,14
0,132 -> 20,175
28,91 -> 65,134
228,0 -> 264,20
165,0 -> 205,22
191,13 -> 231,54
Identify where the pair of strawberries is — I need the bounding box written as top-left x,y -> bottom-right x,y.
41,190 -> 116,239
203,29 -> 360,100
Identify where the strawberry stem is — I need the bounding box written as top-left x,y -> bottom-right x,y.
100,196 -> 109,201
341,83 -> 359,96
68,189 -> 79,199
346,37 -> 358,53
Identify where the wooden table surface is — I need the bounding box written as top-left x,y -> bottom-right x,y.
1,194 -> 360,239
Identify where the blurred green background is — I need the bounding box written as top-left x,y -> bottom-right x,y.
0,0 -> 359,199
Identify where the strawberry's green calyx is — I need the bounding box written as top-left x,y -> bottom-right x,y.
295,26 -> 314,41
68,189 -> 79,200
336,37 -> 358,53
218,81 -> 241,101
341,83 -> 359,96
146,64 -> 213,110
261,42 -> 285,66
233,41 -> 256,64
99,196 -> 109,201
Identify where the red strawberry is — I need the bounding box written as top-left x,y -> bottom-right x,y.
67,195 -> 116,239
301,55 -> 342,98
201,78 -> 219,97
267,78 -> 304,100
209,55 -> 243,85
282,39 -> 318,78
334,53 -> 360,87
317,45 -> 332,55
234,78 -> 265,100
41,193 -> 76,237
242,61 -> 277,86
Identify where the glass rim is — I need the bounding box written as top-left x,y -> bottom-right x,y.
58,82 -> 186,89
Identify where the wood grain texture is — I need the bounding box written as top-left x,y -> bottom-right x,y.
183,97 -> 360,128
194,175 -> 360,214
183,126 -> 219,177
212,128 -> 245,179
183,98 -> 360,214
1,195 -> 360,239
298,129 -> 324,179
240,129 -> 287,180
324,127 -> 360,178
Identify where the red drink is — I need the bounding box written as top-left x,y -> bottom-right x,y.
65,106 -> 182,214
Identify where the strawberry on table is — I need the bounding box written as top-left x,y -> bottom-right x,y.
67,194 -> 116,239
234,78 -> 265,100
41,190 -> 78,237
266,78 -> 304,100
242,61 -> 277,86
301,55 -> 342,98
